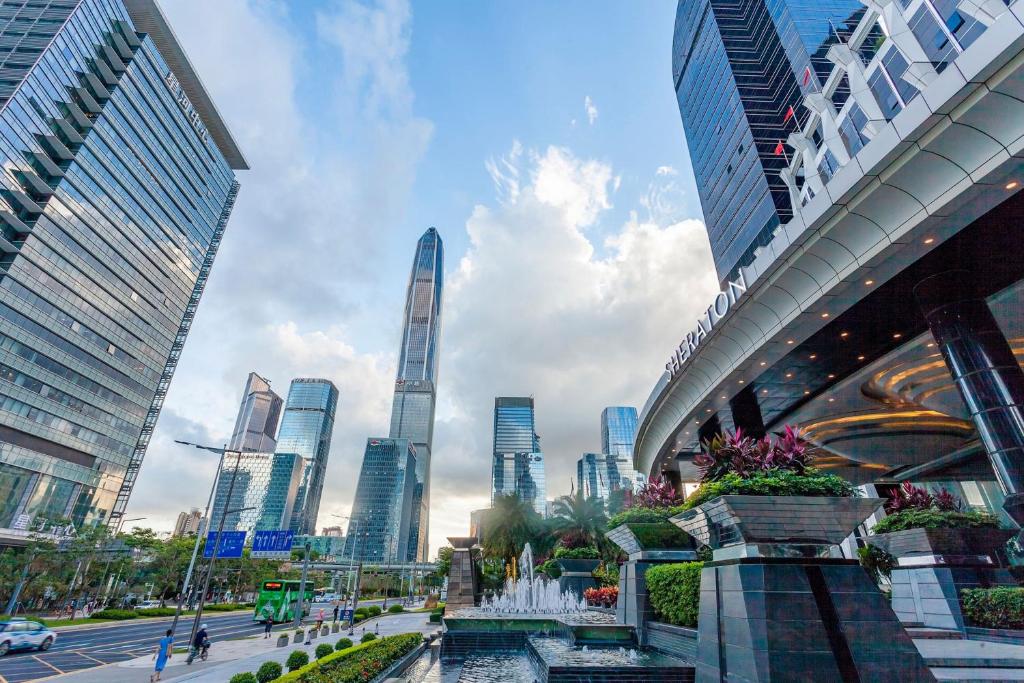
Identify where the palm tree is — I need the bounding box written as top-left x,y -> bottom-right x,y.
481,494 -> 543,575
551,490 -> 607,548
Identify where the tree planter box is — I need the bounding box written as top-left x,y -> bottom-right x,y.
293,630 -> 303,643
606,522 -> 696,557
869,527 -> 1016,631
672,495 -> 932,682
276,634 -> 289,647
555,558 -> 599,597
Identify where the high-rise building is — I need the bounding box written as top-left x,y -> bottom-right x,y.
275,378 -> 338,535
388,227 -> 443,562
228,372 -> 282,453
600,406 -> 644,492
172,508 -> 203,537
209,451 -> 303,534
672,0 -> 862,283
343,438 -> 417,563
0,0 -> 246,541
577,451 -> 642,502
491,397 -> 546,516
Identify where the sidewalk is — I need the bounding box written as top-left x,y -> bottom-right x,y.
45,612 -> 439,683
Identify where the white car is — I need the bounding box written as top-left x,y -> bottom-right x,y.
0,619 -> 57,656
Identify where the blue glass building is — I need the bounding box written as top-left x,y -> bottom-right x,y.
209,450 -> 302,534
388,228 -> 443,561
275,378 -> 338,535
491,397 -> 546,516
601,406 -> 638,459
672,0 -> 862,283
343,438 -> 417,563
228,372 -> 282,453
0,0 -> 246,540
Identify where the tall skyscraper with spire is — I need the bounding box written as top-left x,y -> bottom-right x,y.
348,228 -> 443,563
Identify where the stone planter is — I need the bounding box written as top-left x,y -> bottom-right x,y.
276,634 -> 289,647
672,495 -> 932,682
309,627 -> 318,639
869,527 -> 1016,630
332,622 -> 340,633
606,522 -> 697,633
554,558 -> 599,597
321,626 -> 329,636
292,630 -> 303,644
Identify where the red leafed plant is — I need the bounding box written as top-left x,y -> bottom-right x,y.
584,586 -> 619,607
694,425 -> 814,483
885,481 -> 962,513
632,476 -> 682,508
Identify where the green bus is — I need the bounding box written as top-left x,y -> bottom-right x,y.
253,580 -> 313,623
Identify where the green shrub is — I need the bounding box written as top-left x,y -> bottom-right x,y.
428,611 -> 442,623
858,544 -> 896,583
360,632 -> 377,643
873,509 -> 1002,534
387,604 -> 404,613
553,546 -> 599,560
256,661 -> 282,683
205,603 -> 249,612
273,633 -> 421,683
366,606 -> 382,617
685,471 -> 855,509
962,587 -> 1024,629
136,607 -> 177,617
229,673 -> 257,683
286,650 -> 309,671
644,562 -> 703,628
315,643 -> 333,660
89,609 -> 137,620
334,637 -> 353,651
607,506 -> 686,529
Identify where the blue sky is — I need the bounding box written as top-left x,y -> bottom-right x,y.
127,0 -> 718,556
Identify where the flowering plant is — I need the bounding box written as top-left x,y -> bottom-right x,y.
632,476 -> 682,508
583,586 -> 618,607
694,426 -> 813,483
885,481 -> 960,513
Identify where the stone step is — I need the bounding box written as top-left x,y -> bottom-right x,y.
909,627 -> 966,640
917,639 -> 1024,669
933,668 -> 1024,681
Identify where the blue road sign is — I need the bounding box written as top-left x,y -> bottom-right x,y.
251,530 -> 294,558
203,530 -> 246,558
342,609 -> 353,624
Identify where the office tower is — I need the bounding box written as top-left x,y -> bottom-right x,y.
228,372 -> 283,452
491,397 -> 546,516
209,451 -> 303,534
577,451 -> 642,502
601,406 -> 644,492
172,508 -> 203,537
672,0 -> 862,283
343,438 -> 417,563
276,378 -> 338,534
388,228 -> 443,562
0,0 -> 246,541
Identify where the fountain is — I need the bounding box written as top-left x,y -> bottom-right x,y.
478,574 -> 588,615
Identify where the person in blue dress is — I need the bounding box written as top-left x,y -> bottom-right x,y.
151,629 -> 173,682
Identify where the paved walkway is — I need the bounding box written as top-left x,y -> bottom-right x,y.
43,612 -> 438,683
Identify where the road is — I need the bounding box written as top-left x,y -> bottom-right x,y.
0,600 -> 394,683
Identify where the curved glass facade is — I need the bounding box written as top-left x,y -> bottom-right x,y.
0,0 -> 243,537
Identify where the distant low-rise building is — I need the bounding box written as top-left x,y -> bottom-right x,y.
172,508 -> 203,538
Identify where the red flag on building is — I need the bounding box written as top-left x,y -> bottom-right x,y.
802,66 -> 812,86
783,105 -> 795,123
774,141 -> 785,155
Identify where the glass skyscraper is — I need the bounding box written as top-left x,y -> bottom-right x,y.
228,372 -> 282,453
209,451 -> 303,534
601,406 -> 638,458
387,227 -> 443,561
491,397 -> 546,516
672,0 -> 862,283
0,0 -> 246,540
343,437 -> 417,563
275,378 -> 338,535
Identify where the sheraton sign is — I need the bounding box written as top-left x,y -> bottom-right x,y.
665,271 -> 747,377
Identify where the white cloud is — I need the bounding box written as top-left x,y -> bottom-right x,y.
584,95 -> 599,125
429,145 -> 718,549
656,165 -> 677,176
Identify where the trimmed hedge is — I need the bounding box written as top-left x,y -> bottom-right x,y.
90,609 -> 138,620
360,632 -> 377,643
334,638 -> 353,651
962,587 -> 1024,629
685,471 -> 855,509
229,674 -> 257,683
387,604 -> 404,613
553,546 -> 599,560
873,509 -> 1001,534
366,606 -> 382,617
607,506 -> 686,529
256,661 -> 282,683
428,609 -> 442,623
644,562 -> 704,628
205,602 -> 253,612
286,650 -> 309,671
272,633 -> 422,682
137,607 -> 177,617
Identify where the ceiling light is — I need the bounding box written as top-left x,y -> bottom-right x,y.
685,431 -> 690,436
829,397 -> 835,402
804,390 -> 810,395
809,354 -> 817,360
706,408 -> 712,413
786,372 -> 793,378
762,389 -> 768,394
738,380 -> 744,384
924,237 -> 935,244
840,332 -> 849,338
787,339 -> 795,345
926,342 -> 935,348
865,279 -> 874,286
1007,181 -> 1019,190
760,361 -> 766,366
828,374 -> 835,379
821,312 -> 830,318
857,355 -> 865,361
893,333 -> 902,339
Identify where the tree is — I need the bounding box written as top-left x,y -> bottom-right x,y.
551,490 -> 607,548
481,495 -> 543,574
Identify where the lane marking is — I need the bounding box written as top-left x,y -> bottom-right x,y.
72,651 -> 106,665
30,656 -> 62,674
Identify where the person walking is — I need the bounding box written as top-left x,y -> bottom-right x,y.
315,607 -> 324,631
151,629 -> 173,682
263,613 -> 273,638
332,604 -> 339,624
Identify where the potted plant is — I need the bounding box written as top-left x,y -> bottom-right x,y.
553,544 -> 600,595
605,505 -> 695,556
671,426 -> 881,556
867,482 -> 1010,563
867,482 -> 1014,631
